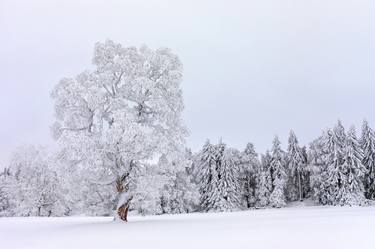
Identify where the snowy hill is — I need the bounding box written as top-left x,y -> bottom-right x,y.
1,205 -> 375,249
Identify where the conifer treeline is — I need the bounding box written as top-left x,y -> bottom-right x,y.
194,120 -> 375,211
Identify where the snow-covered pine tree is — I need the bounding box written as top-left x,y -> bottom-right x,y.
301,146 -> 311,196
256,152 -> 272,207
269,136 -> 287,208
286,130 -> 307,201
212,147 -> 241,211
239,143 -> 260,208
198,140 -> 219,211
322,122 -> 347,205
0,168 -> 14,217
361,120 -> 375,199
199,140 -> 242,212
338,126 -> 366,205
308,135 -> 327,203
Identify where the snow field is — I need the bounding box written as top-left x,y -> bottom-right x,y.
1,205 -> 375,249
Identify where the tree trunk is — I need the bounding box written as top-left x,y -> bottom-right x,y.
116,176 -> 133,222
298,172 -> 303,202
117,198 -> 132,222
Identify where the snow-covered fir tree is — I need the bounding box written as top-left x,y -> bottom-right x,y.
323,121 -> 347,205
239,143 -> 260,208
315,121 -> 366,206
198,140 -> 241,212
198,140 -> 219,211
212,147 -> 241,211
319,126 -> 341,204
269,136 -> 287,208
339,126 -> 366,205
0,168 -> 14,217
286,130 -> 308,201
256,152 -> 272,207
307,134 -> 327,203
361,120 -> 375,199
208,140 -> 240,212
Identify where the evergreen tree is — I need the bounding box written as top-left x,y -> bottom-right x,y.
239,143 -> 259,208
323,121 -> 346,205
361,120 -> 375,199
308,135 -> 327,203
286,130 -> 307,201
0,168 -> 14,217
318,121 -> 366,206
198,140 -> 218,211
212,147 -> 241,211
199,140 -> 241,212
269,136 -> 287,208
256,152 -> 272,207
339,126 -> 366,205
301,146 -> 310,196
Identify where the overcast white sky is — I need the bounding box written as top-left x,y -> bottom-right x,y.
1,0 -> 375,166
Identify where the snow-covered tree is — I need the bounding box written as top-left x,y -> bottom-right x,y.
132,163 -> 164,215
7,146 -> 66,216
198,140 -> 219,211
338,126 -> 366,205
52,40 -> 186,221
361,120 -> 375,199
57,159 -> 116,216
239,143 -> 259,208
322,121 -> 347,205
159,151 -> 199,214
198,140 -> 241,212
256,152 -> 272,207
286,130 -> 308,201
307,134 -> 327,203
269,136 -> 287,208
212,147 -> 241,211
312,121 -> 366,206
131,150 -> 199,216
0,168 -> 15,217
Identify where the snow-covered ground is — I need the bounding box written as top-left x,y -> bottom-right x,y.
1,204 -> 375,249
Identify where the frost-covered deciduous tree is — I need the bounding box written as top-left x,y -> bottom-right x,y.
286,130 -> 308,201
131,151 -> 199,216
132,163 -> 164,215
239,143 -> 259,208
269,136 -> 287,208
159,151 -> 199,214
361,120 -> 375,200
52,40 -> 186,221
57,160 -> 116,216
7,146 -> 66,216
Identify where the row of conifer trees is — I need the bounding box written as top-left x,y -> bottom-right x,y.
193,120 -> 375,211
